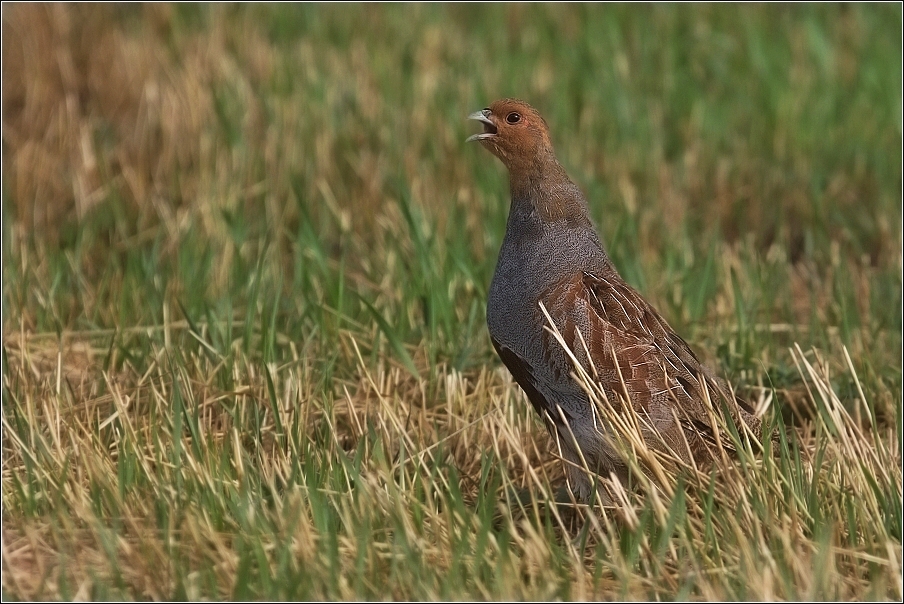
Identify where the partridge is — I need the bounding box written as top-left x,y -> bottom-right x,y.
468,99 -> 763,501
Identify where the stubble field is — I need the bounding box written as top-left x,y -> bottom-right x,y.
2,4 -> 902,600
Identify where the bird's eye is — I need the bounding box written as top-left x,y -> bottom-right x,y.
506,112 -> 522,124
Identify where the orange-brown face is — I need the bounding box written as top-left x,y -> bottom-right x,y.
467,99 -> 552,168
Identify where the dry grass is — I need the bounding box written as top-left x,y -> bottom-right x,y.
2,4 -> 901,600
2,327 -> 901,599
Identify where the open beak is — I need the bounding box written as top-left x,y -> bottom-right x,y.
466,109 -> 497,142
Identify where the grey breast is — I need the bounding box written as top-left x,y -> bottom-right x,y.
488,210 -> 608,387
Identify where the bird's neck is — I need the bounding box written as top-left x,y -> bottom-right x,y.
507,155 -> 591,227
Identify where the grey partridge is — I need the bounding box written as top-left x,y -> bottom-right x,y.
468,98 -> 764,501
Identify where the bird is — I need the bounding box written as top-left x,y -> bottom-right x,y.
467,98 -> 764,502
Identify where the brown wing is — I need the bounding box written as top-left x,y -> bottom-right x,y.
540,270 -> 761,450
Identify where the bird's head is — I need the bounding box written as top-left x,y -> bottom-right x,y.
467,99 -> 554,172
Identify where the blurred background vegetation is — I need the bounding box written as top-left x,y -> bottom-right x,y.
4,4 -> 900,341
2,3 -> 901,599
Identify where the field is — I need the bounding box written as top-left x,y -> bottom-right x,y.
2,4 -> 902,600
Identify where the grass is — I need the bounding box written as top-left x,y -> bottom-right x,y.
2,3 -> 901,600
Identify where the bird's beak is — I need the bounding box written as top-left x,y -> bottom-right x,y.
466,109 -> 497,142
